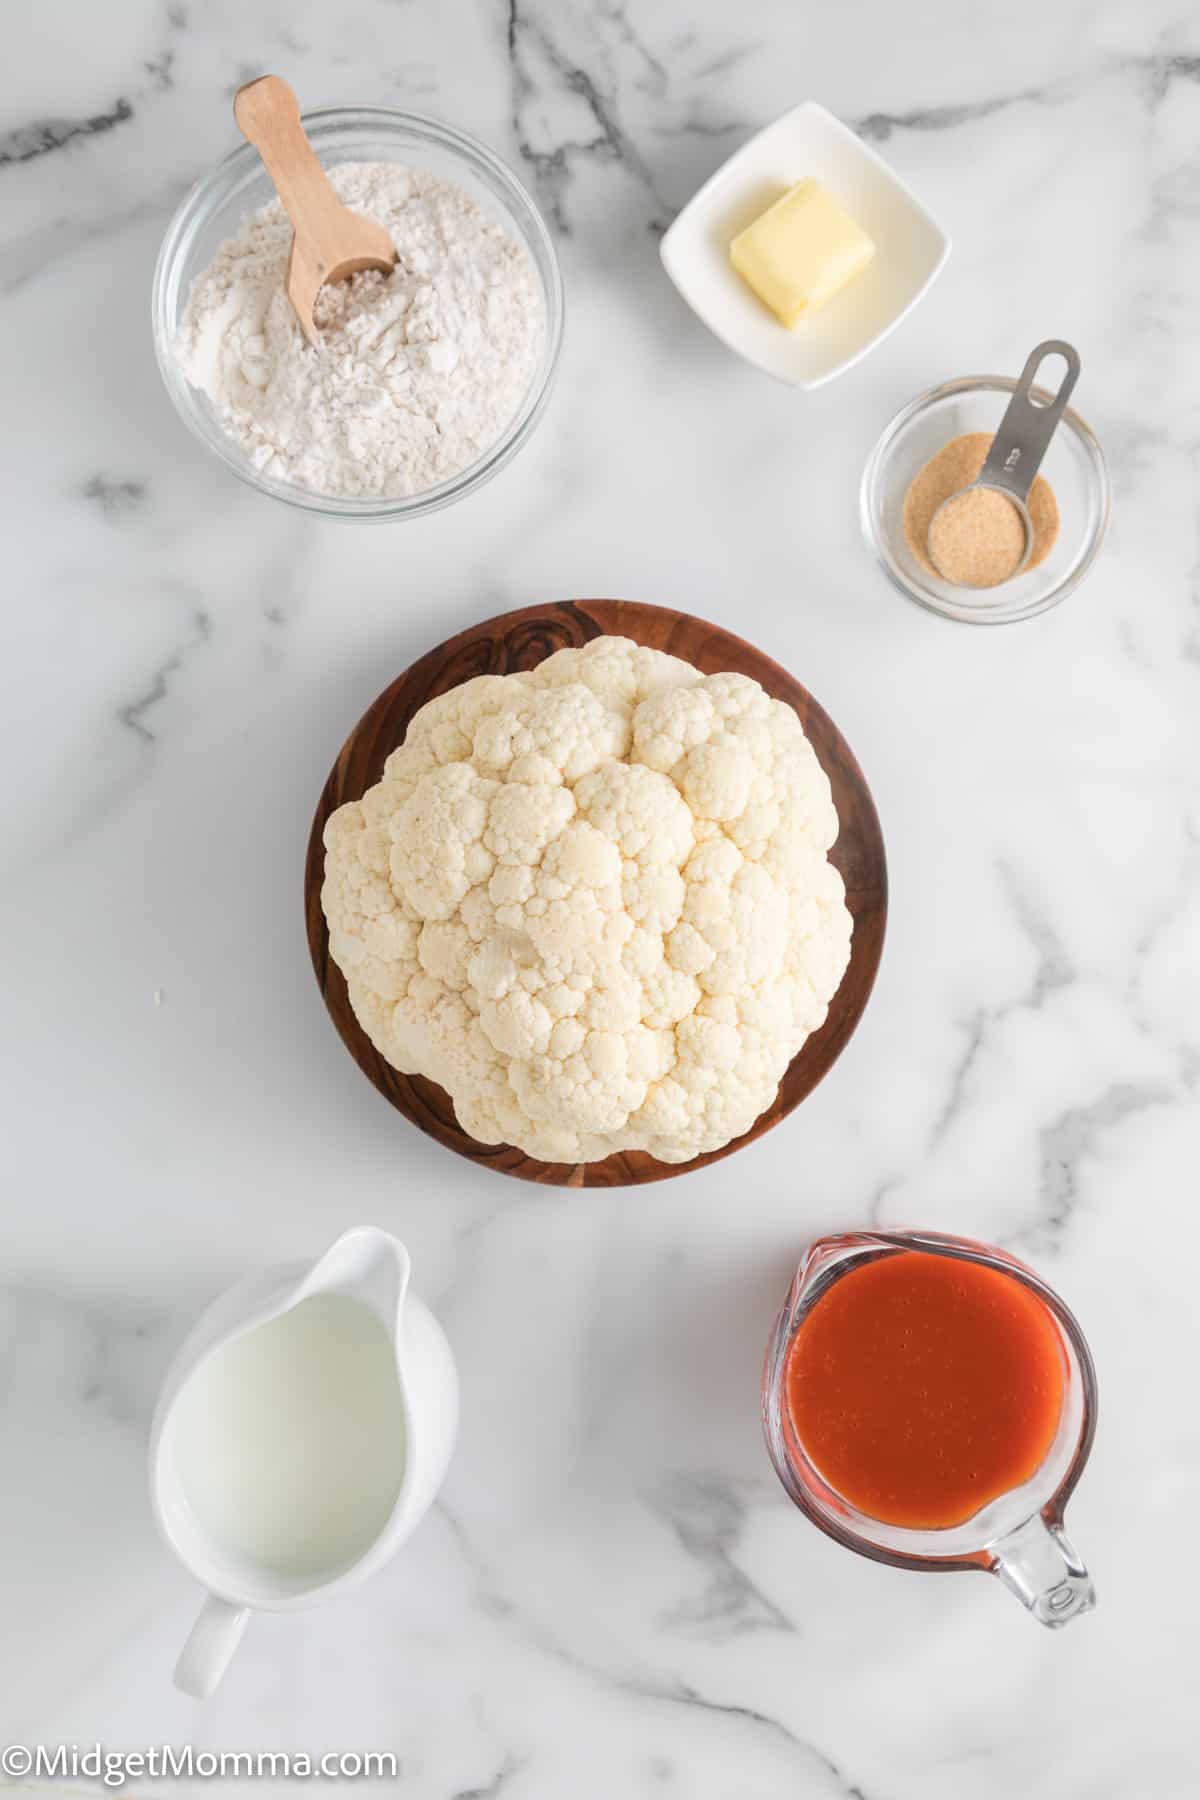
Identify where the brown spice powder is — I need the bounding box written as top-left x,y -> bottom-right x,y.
903,431 -> 1059,588
927,487 -> 1027,587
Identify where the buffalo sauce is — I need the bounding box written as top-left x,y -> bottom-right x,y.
785,1250 -> 1065,1530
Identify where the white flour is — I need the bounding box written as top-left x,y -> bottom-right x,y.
175,162 -> 544,499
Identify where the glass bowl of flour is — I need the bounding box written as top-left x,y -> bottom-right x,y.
153,108 -> 563,519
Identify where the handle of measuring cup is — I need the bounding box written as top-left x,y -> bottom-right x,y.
989,1513 -> 1095,1629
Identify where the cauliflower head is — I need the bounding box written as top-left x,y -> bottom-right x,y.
321,637 -> 852,1164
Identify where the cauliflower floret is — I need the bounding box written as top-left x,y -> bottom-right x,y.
322,636 -> 854,1166
389,762 -> 498,921
473,680 -> 628,781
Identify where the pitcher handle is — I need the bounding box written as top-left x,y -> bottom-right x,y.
990,1514 -> 1095,1628
175,1594 -> 250,1697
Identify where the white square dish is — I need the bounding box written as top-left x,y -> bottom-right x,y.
660,102 -> 950,390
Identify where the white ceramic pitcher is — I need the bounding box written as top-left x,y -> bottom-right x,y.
149,1226 -> 458,1698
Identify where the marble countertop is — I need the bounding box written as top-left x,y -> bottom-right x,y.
3,1 -> 1199,1794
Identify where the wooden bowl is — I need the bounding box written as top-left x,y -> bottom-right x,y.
305,600 -> 887,1187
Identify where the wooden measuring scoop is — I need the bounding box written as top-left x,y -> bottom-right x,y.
233,76 -> 397,347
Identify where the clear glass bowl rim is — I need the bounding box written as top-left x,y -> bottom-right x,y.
761,1228 -> 1099,1575
151,104 -> 565,520
860,374 -> 1112,624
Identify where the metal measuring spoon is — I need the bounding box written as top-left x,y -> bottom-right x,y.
926,339 -> 1081,587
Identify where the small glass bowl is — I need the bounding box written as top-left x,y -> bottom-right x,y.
860,375 -> 1111,623
152,107 -> 564,521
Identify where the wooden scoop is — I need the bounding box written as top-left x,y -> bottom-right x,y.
233,76 -> 397,347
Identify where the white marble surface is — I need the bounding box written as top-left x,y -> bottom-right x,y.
3,1 -> 1200,1794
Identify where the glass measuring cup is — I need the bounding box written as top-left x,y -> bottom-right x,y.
762,1230 -> 1097,1626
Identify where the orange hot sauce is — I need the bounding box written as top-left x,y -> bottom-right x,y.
785,1250 -> 1065,1530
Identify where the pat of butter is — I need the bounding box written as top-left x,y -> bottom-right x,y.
729,179 -> 875,328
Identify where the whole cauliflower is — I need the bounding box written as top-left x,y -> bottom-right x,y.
321,637 -> 852,1164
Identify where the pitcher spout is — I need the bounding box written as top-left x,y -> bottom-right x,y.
296,1226 -> 411,1339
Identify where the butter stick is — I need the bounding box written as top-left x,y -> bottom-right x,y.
729,179 -> 875,328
